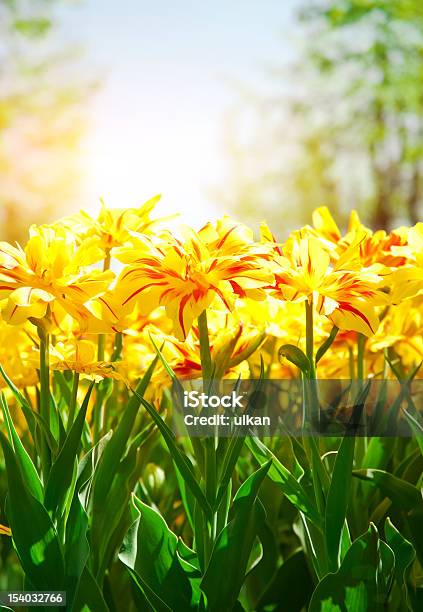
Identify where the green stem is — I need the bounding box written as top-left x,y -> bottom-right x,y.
348,346 -> 355,380
37,326 -> 51,477
304,299 -> 319,425
305,299 -> 316,379
97,334 -> 106,363
68,372 -> 80,431
38,328 -> 50,426
356,333 -> 367,455
94,249 -> 111,441
303,298 -> 328,538
111,331 -> 123,361
357,333 -> 366,381
99,332 -> 124,438
93,386 -> 103,444
197,309 -> 217,560
198,310 -> 212,381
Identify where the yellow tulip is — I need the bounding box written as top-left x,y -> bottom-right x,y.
31,339 -> 127,384
110,219 -> 274,339
390,223 -> 423,303
59,195 -> 168,258
0,225 -> 114,328
265,229 -> 386,336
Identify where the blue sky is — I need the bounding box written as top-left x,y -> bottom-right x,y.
60,0 -> 299,225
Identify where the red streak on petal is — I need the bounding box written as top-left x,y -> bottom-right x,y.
9,304 -> 18,321
213,286 -> 231,310
122,281 -> 167,306
229,280 -> 246,298
216,225 -> 237,249
191,240 -> 202,261
307,242 -> 312,275
340,302 -> 375,334
159,286 -> 181,306
99,297 -> 118,319
178,294 -> 190,338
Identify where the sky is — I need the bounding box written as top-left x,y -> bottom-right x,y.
60,0 -> 298,227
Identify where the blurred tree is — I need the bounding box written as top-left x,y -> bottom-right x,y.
222,0 -> 423,233
0,0 -> 93,243
301,0 -> 423,228
219,94 -> 339,235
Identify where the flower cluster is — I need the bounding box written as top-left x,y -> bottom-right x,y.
0,199 -> 421,388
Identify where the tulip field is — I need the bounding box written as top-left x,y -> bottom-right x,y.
0,199 -> 421,611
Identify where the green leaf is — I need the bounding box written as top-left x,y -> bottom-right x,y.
309,524 -> 389,612
201,462 -> 271,611
0,432 -> 65,590
137,394 -> 212,519
278,344 -> 311,374
378,539 -> 395,600
353,469 -> 422,510
256,549 -> 314,611
246,436 -> 322,528
65,496 -> 89,608
31,410 -> 59,456
71,565 -> 108,612
91,418 -> 159,581
193,500 -> 207,574
325,434 -> 357,571
75,430 -> 112,511
315,326 -> 339,364
177,538 -> 200,573
363,437 -> 395,470
409,587 -> 423,612
128,419 -> 156,450
92,353 -> 159,509
174,464 -> 196,531
53,370 -> 72,407
324,378 -> 369,570
384,517 -> 415,597
386,357 -> 421,385
0,392 -> 43,502
402,407 -> 423,456
406,505 -> 423,567
215,371 -> 266,511
215,432 -> 245,511
92,440 -> 142,581
385,360 -> 422,431
126,568 -> 172,612
119,494 -> 200,611
359,437 -> 395,506
395,447 -> 420,479
228,332 -> 266,369
44,382 -> 94,515
149,335 -> 184,395
245,520 -> 279,609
